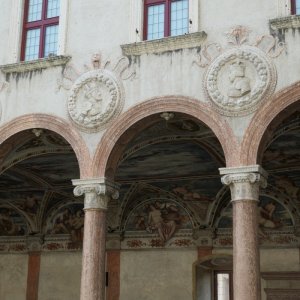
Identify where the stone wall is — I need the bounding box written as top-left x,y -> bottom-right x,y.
120,249 -> 197,300
0,254 -> 28,300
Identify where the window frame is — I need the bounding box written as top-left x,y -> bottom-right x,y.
291,0 -> 300,15
21,0 -> 60,61
143,0 -> 189,40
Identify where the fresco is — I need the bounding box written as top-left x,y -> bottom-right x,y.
0,129 -> 80,242
125,199 -> 192,243
47,203 -> 84,246
0,207 -> 28,236
217,195 -> 294,234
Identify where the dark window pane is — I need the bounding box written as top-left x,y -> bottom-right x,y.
147,4 -> 165,40
25,28 -> 41,60
47,0 -> 60,18
27,0 -> 43,22
171,0 -> 188,36
44,25 -> 59,57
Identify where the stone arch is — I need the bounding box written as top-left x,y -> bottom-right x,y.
241,81 -> 300,165
0,114 -> 91,177
92,96 -> 239,178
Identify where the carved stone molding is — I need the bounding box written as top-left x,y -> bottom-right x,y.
72,178 -> 119,210
68,69 -> 124,132
0,55 -> 71,74
26,235 -> 44,253
219,165 -> 268,201
270,15 -> 300,30
121,32 -> 207,56
264,288 -> 300,300
205,46 -> 276,116
261,272 -> 300,280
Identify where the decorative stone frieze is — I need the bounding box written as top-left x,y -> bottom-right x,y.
219,165 -> 268,201
196,25 -> 282,116
121,32 -> 207,56
0,55 -> 71,74
72,178 -> 119,210
270,15 -> 300,30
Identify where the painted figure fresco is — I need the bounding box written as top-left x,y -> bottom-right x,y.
48,204 -> 84,245
0,207 -> 27,236
218,195 -> 293,236
126,200 -> 191,243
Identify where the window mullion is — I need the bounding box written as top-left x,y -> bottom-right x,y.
165,0 -> 171,37
39,25 -> 46,58
42,0 -> 48,20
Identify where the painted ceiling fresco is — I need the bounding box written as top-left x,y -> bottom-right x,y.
0,130 -> 81,245
1,112 -> 300,250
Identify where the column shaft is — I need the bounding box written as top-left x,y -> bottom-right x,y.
220,166 -> 267,300
80,210 -> 107,300
233,200 -> 260,300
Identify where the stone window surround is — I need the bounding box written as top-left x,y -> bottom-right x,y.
0,55 -> 71,74
269,14 -> 300,30
129,0 -> 199,43
7,0 -> 69,64
121,31 -> 207,56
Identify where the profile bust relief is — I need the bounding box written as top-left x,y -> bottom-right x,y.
228,61 -> 251,98
205,47 -> 276,116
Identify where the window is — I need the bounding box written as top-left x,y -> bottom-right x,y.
291,0 -> 300,15
214,271 -> 233,300
21,0 -> 60,61
143,0 -> 189,40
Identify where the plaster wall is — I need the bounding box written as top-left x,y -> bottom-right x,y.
38,252 -> 81,300
120,249 -> 197,300
260,248 -> 300,272
0,254 -> 28,300
0,1 -> 12,65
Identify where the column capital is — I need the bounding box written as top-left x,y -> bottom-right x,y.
26,234 -> 43,253
219,165 -> 268,202
72,178 -> 120,210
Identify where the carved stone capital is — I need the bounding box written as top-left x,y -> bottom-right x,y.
219,165 -> 268,202
26,235 -> 43,253
72,178 -> 119,210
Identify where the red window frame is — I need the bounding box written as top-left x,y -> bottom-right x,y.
143,0 -> 188,40
21,0 -> 59,61
291,0 -> 300,14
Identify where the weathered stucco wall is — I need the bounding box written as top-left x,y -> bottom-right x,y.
0,254 -> 28,300
260,248 -> 300,272
120,249 -> 197,300
38,252 -> 82,300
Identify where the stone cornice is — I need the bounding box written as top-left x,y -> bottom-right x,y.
72,178 -> 120,210
270,15 -> 300,30
121,31 -> 207,56
261,272 -> 300,280
0,55 -> 71,74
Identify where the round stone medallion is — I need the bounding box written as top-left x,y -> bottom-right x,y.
205,46 -> 276,116
68,69 -> 123,131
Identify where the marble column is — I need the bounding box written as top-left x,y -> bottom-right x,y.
72,178 -> 119,300
219,165 -> 267,300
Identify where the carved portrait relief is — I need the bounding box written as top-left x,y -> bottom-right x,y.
205,46 -> 276,116
68,69 -> 123,131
